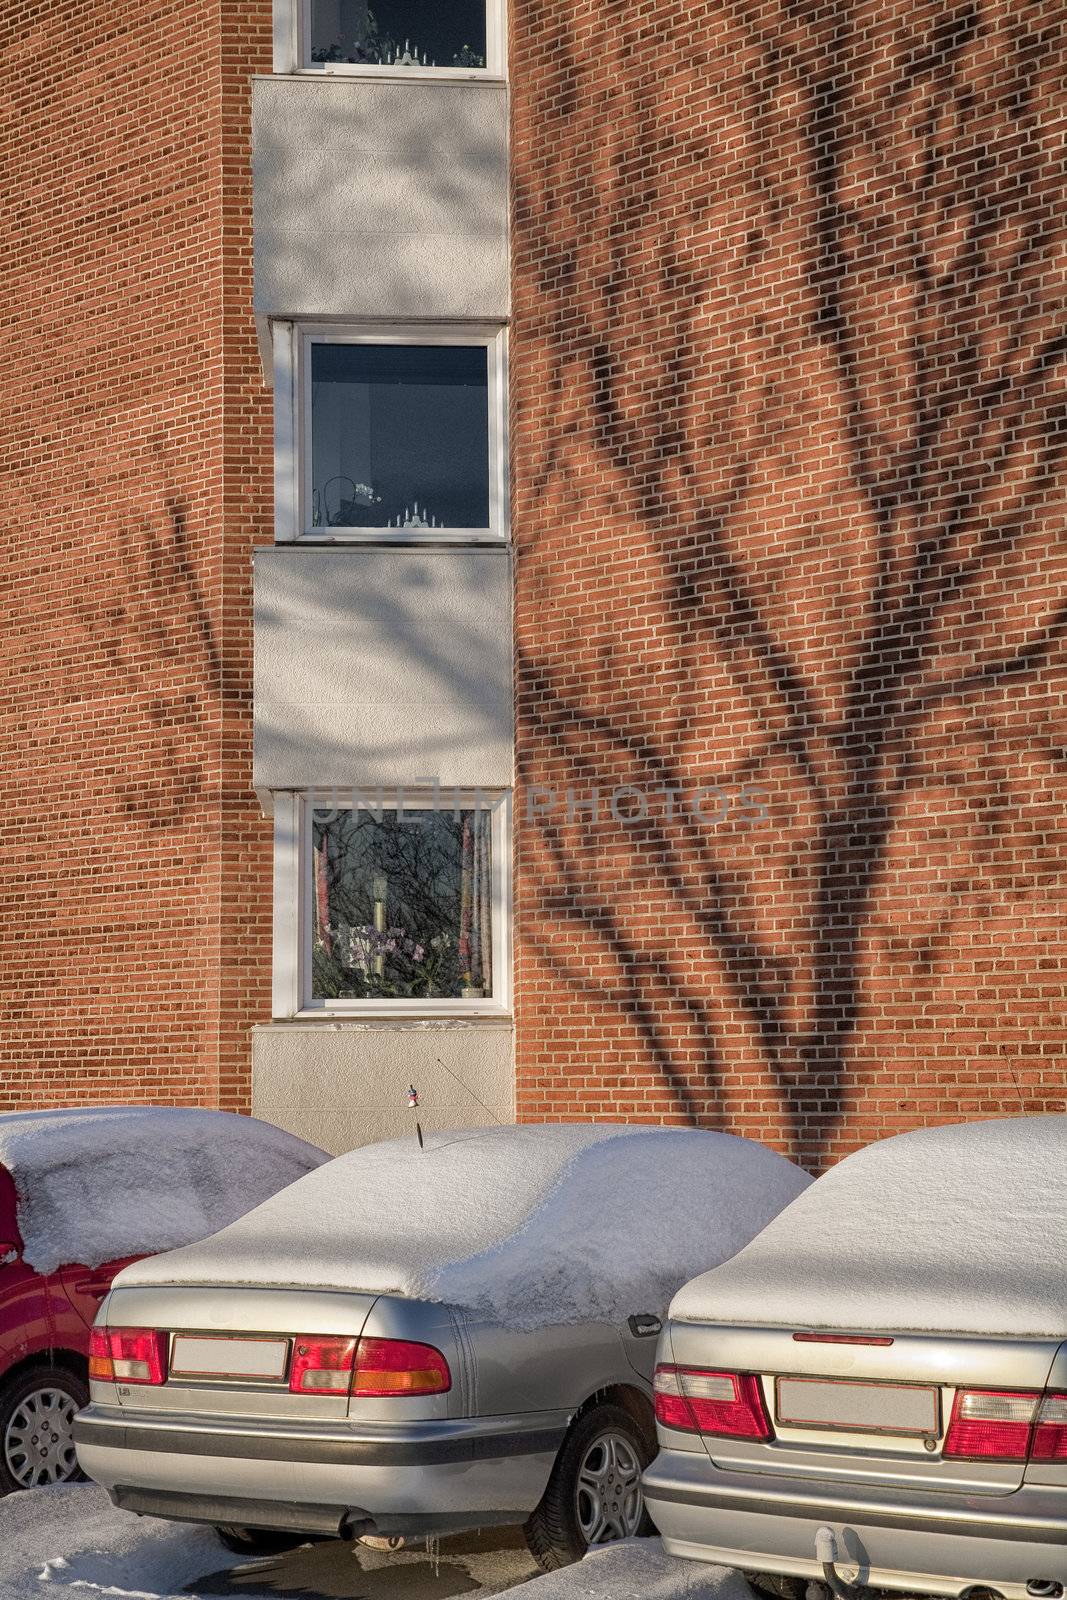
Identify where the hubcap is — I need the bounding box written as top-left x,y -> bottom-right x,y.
4,1387 -> 80,1488
575,1428 -> 644,1547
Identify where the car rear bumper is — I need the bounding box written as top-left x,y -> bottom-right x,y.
74,1404 -> 567,1537
644,1449 -> 1067,1599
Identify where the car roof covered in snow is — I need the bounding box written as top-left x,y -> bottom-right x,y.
117,1122 -> 810,1328
671,1115 -> 1067,1339
0,1106 -> 329,1275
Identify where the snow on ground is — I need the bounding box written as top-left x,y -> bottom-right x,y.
672,1114 -> 1067,1337
520,1539 -> 752,1599
0,1483 -> 269,1599
0,1106 -> 328,1274
0,1483 -> 536,1598
118,1124 -> 809,1328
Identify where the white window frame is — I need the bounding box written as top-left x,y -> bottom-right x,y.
272,789 -> 512,1019
274,0 -> 506,80
273,322 -> 509,545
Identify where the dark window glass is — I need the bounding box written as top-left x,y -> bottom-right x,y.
311,809 -> 494,1000
309,0 -> 487,69
311,343 -> 491,531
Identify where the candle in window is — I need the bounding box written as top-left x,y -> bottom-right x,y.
372,872 -> 387,979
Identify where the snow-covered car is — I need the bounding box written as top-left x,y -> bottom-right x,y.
0,1106 -> 327,1494
74,1123 -> 809,1568
644,1116 -> 1067,1600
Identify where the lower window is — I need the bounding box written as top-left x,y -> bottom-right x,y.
273,792 -> 510,1016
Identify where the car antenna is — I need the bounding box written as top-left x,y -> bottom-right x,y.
432,1056 -> 509,1126
408,1084 -> 424,1150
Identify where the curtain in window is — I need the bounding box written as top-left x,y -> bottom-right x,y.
459,810 -> 492,992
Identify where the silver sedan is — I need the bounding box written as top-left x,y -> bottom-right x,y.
644,1115 -> 1067,1600
74,1122 -> 807,1569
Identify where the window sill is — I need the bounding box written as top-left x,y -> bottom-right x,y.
287,66 -> 506,86
273,1007 -> 513,1025
280,530 -> 510,548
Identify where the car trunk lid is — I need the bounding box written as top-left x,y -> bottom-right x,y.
102,1282 -> 377,1421
667,1320 -> 1063,1494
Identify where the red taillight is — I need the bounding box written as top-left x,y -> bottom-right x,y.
88,1326 -> 113,1382
289,1336 -> 357,1395
1031,1393 -> 1067,1460
287,1336 -> 451,1397
90,1327 -> 167,1386
353,1338 -> 451,1397
654,1366 -> 772,1440
944,1389 -> 1038,1460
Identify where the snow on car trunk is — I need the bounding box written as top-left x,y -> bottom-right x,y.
0,1106 -> 328,1274
671,1115 -> 1067,1338
117,1124 -> 810,1329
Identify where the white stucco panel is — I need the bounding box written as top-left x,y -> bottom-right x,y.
252,76 -> 510,322
253,546 -> 513,791
252,1021 -> 515,1154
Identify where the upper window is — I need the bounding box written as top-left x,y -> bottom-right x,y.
275,325 -> 508,542
302,0 -> 502,75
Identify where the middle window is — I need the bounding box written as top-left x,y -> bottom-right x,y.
295,328 -> 507,541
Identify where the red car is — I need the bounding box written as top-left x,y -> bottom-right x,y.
0,1106 -> 328,1492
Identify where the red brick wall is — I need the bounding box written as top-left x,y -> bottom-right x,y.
219,0 -> 276,1112
511,0 -> 1067,1169
0,0 -> 230,1107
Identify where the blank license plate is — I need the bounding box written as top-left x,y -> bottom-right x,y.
776,1378 -> 939,1436
170,1336 -> 289,1380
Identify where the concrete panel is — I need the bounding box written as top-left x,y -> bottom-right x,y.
253,546 -> 513,791
252,1021 -> 514,1153
253,76 -> 509,322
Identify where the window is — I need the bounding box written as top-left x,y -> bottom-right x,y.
272,792 -> 511,1016
274,326 -> 508,543
301,0 -> 503,75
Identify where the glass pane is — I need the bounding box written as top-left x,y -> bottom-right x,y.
311,808 -> 494,1000
309,0 -> 488,68
310,343 -> 491,531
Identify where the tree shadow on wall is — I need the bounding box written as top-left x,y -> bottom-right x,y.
71,469 -> 222,832
511,0 -> 1067,1162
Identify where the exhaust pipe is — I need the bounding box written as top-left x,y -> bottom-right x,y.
815,1527 -> 866,1600
1026,1585 -> 1063,1598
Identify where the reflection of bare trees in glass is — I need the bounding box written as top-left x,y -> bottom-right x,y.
312,810 -> 492,1000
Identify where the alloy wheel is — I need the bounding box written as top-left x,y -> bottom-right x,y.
3,1386 -> 80,1488
574,1427 -> 644,1546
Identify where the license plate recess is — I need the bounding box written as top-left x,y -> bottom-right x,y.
776,1377 -> 939,1437
169,1335 -> 290,1381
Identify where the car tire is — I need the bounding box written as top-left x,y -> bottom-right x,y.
524,1401 -> 655,1571
214,1525 -> 315,1556
0,1365 -> 88,1494
748,1577 -> 807,1600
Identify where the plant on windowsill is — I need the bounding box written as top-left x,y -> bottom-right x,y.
313,927 -> 465,1001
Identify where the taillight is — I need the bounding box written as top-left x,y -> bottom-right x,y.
1031,1393 -> 1067,1460
289,1336 -> 357,1394
90,1327 -> 167,1386
88,1327 -> 113,1382
944,1389 -> 1038,1460
288,1335 -> 451,1397
353,1338 -> 451,1397
654,1365 -> 772,1440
